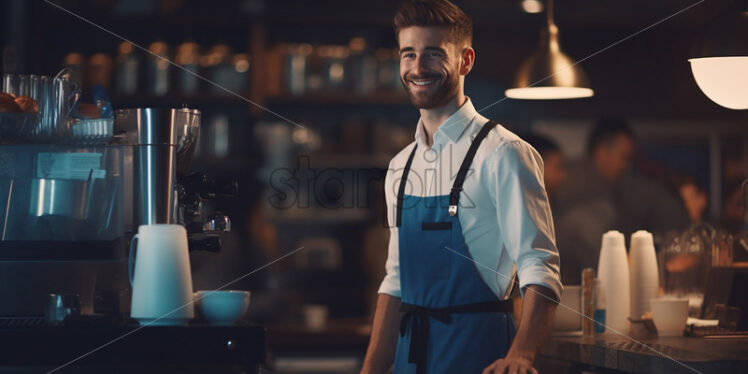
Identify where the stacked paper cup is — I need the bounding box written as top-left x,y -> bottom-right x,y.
597,230 -> 630,335
629,230 -> 659,330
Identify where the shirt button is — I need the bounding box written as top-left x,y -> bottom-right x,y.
424,148 -> 438,163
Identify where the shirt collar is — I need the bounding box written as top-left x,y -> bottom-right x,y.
414,97 -> 478,147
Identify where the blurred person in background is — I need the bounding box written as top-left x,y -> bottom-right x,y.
523,133 -> 567,201
723,178 -> 747,233
669,173 -> 709,225
554,117 -> 689,284
723,179 -> 748,262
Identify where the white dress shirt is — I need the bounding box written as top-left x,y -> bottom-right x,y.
378,98 -> 563,301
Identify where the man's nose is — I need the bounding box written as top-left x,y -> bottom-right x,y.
414,55 -> 428,75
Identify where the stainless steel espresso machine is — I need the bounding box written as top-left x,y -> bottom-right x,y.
0,107 -> 233,317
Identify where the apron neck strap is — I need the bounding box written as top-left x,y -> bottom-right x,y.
395,119 -> 499,225
396,143 -> 418,227
448,120 -> 499,216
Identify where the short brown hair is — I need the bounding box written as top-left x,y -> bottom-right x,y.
394,0 -> 474,46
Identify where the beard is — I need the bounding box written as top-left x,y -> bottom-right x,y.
401,70 -> 459,109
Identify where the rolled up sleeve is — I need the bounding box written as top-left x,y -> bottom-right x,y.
378,160 -> 402,297
378,226 -> 401,297
489,141 -> 563,301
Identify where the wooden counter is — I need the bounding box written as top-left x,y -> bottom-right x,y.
540,333 -> 748,373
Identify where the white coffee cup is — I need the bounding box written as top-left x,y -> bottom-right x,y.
650,298 -> 689,336
129,224 -> 194,325
195,290 -> 251,325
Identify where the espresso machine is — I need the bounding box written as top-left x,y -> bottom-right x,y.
114,107 -> 234,245
0,107 -> 233,317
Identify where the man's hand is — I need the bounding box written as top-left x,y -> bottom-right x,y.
482,285 -> 558,374
360,294 -> 402,374
482,355 -> 538,374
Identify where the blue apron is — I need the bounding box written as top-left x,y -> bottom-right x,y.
393,120 -> 516,374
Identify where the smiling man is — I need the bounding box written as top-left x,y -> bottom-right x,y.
360,1 -> 562,374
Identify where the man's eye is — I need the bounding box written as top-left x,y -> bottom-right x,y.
402,53 -> 415,59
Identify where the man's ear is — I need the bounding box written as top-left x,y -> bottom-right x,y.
460,47 -> 475,75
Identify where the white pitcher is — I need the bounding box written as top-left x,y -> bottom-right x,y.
129,224 -> 194,325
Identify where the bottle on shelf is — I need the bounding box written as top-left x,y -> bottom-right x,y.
115,42 -> 139,96
146,41 -> 170,96
175,42 -> 201,95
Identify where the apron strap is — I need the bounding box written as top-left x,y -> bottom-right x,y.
449,120 -> 499,216
396,144 -> 418,227
396,119 -> 498,224
399,300 -> 513,374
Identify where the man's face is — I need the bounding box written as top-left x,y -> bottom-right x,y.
398,26 -> 463,109
596,133 -> 635,182
543,151 -> 566,195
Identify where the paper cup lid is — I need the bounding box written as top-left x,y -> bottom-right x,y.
602,230 -> 625,249
631,230 -> 654,249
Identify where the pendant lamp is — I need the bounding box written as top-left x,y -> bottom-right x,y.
688,1 -> 748,110
506,0 -> 594,99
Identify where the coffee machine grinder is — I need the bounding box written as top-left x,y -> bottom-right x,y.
114,107 -> 234,240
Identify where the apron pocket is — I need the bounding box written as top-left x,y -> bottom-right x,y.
419,221 -> 453,280
421,221 -> 452,230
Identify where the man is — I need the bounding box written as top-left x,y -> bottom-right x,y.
554,117 -> 689,284
361,1 -> 562,373
523,134 -> 567,198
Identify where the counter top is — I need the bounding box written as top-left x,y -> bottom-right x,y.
0,318 -> 266,372
267,318 -> 371,349
541,332 -> 748,373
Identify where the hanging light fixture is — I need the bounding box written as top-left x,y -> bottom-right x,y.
688,1 -> 748,110
506,0 -> 594,100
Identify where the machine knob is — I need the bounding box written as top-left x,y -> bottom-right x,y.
203,213 -> 231,234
